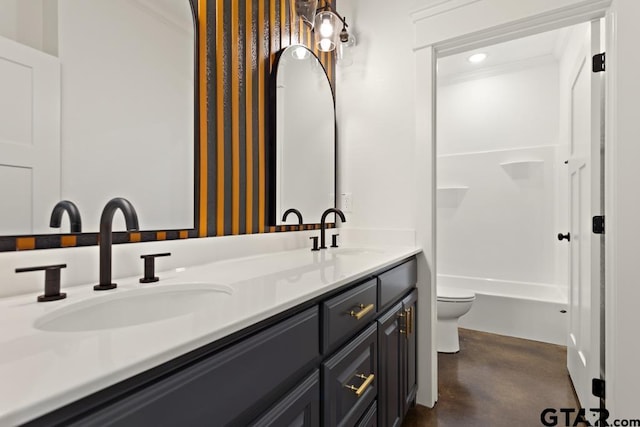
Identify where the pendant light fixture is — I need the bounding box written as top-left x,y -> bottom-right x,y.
295,2 -> 354,53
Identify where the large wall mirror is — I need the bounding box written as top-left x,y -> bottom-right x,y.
269,45 -> 335,226
0,0 -> 196,240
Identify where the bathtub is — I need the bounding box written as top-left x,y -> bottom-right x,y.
438,274 -> 568,345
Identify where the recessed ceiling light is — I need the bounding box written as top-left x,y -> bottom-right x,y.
468,53 -> 487,63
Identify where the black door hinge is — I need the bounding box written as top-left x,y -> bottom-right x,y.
593,216 -> 605,234
592,378 -> 605,399
593,53 -> 606,72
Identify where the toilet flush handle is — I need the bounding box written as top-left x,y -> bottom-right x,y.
557,233 -> 571,242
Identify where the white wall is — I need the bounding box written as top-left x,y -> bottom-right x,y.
335,0 -> 415,230
337,0 -> 435,406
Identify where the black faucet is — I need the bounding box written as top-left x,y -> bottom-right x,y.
319,208 -> 346,250
50,200 -> 82,233
282,208 -> 304,225
94,197 -> 139,291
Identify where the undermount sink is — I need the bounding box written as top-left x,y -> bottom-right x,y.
34,283 -> 234,332
326,248 -> 385,256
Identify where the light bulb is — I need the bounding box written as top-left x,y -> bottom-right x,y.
320,17 -> 333,38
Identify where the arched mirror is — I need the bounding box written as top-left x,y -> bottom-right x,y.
269,45 -> 335,226
0,0 -> 197,244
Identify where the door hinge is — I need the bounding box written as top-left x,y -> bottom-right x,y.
592,378 -> 606,399
593,53 -> 606,72
593,216 -> 605,234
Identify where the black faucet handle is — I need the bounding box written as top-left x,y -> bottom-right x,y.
331,234 -> 340,248
140,252 -> 171,283
16,264 -> 68,302
310,236 -> 320,252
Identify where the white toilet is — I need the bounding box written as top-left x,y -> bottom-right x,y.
437,287 -> 476,353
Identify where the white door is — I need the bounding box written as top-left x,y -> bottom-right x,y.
0,35 -> 60,235
566,19 -> 604,422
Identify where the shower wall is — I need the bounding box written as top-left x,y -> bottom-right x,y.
437,59 -> 563,289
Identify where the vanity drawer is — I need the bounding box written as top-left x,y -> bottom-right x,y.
250,370 -> 320,427
71,307 -> 320,427
378,258 -> 417,310
322,278 -> 377,354
357,402 -> 378,427
322,323 -> 378,427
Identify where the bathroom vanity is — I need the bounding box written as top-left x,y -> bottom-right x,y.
0,245 -> 420,426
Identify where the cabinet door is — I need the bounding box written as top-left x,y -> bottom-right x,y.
357,402 -> 377,427
251,371 -> 320,427
70,307 -> 319,427
377,303 -> 403,427
322,324 -> 377,427
401,290 -> 418,412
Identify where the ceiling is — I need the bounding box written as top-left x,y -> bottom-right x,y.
437,26 -> 575,77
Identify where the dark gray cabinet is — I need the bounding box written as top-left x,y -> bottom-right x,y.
377,289 -> 418,426
68,307 -> 319,427
357,402 -> 377,427
322,278 -> 378,354
322,323 -> 378,427
251,371 -> 320,427
377,302 -> 404,427
378,258 -> 417,310
401,290 -> 418,412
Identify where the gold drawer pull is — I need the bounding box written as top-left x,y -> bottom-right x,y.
345,373 -> 375,396
406,307 -> 413,335
349,303 -> 374,320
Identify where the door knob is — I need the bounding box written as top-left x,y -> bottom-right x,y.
557,233 -> 571,242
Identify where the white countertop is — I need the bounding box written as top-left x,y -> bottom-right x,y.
0,245 -> 421,426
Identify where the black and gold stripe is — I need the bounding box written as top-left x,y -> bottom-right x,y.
206,0 -> 336,236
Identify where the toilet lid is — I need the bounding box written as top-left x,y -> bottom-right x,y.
437,287 -> 476,302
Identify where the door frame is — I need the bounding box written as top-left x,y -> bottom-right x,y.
411,0 -> 614,409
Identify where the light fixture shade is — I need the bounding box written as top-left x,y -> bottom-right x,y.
338,32 -> 356,66
314,11 -> 339,52
294,0 -> 318,28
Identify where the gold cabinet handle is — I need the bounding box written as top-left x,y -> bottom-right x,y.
349,303 -> 374,320
345,373 -> 375,396
406,307 -> 413,335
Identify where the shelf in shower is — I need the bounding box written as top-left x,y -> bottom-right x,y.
500,160 -> 544,180
437,187 -> 469,208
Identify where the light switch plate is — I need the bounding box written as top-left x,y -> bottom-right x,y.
340,193 -> 353,212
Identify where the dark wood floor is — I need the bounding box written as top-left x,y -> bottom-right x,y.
402,328 -> 583,427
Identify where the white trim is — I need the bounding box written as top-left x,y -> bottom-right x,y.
411,0 -> 481,23
438,53 -> 557,86
603,6 -> 617,415
415,0 -> 611,54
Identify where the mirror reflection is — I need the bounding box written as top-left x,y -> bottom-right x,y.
273,45 -> 335,226
0,0 -> 195,235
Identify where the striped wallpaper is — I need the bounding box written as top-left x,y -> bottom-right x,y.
201,0 -> 337,237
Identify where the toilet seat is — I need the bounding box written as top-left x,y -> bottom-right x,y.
437,287 -> 476,303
